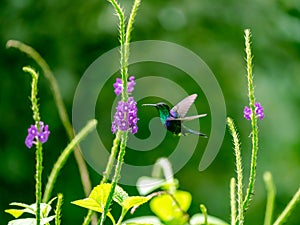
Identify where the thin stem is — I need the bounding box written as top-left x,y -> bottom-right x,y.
43,119 -> 97,203
123,0 -> 141,95
243,29 -> 259,212
101,130 -> 121,184
23,66 -> 42,225
6,40 -> 93,199
263,172 -> 276,225
99,131 -> 128,225
273,187 -> 300,225
230,177 -> 237,225
55,193 -> 63,225
227,117 -> 244,225
35,142 -> 43,225
82,209 -> 94,225
200,204 -> 208,225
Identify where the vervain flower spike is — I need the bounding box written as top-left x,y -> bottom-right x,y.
112,76 -> 138,134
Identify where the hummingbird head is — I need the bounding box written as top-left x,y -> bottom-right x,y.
142,102 -> 170,111
143,102 -> 170,123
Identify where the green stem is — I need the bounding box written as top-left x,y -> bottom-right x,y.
6,40 -> 93,199
116,208 -> 128,225
230,178 -> 237,225
43,119 -> 97,203
82,209 -> 94,225
99,131 -> 128,225
55,193 -> 63,225
227,117 -> 244,225
35,142 -> 43,225
200,204 -> 208,225
273,187 -> 300,225
263,172 -> 276,225
243,29 -> 259,212
101,130 -> 121,184
122,0 -> 141,100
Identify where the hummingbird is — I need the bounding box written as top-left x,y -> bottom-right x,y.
143,94 -> 207,137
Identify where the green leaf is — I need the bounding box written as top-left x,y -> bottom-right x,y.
150,191 -> 191,224
89,183 -> 111,207
5,209 -> 24,219
113,185 -> 129,205
71,184 -> 117,224
122,216 -> 163,225
72,198 -> 103,213
6,202 -> 52,218
8,215 -> 55,225
190,213 -> 229,225
122,196 -> 150,210
137,177 -> 165,195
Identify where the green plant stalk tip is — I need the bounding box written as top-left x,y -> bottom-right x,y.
200,204 -> 208,225
273,187 -> 300,225
227,117 -> 244,225
263,172 -> 276,225
55,193 -> 63,225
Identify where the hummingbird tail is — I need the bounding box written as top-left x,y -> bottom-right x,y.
181,125 -> 207,137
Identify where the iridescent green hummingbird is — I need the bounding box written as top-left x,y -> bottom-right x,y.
143,94 -> 207,137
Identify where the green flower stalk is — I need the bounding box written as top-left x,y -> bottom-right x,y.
55,193 -> 63,225
23,66 -> 44,225
243,29 -> 261,212
99,0 -> 140,224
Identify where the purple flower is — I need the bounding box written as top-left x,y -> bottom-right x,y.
243,106 -> 252,120
243,102 -> 264,120
25,121 -> 50,148
113,76 -> 136,96
112,97 -> 139,134
254,102 -> 264,120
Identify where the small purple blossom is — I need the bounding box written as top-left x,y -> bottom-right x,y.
113,76 -> 136,96
112,97 -> 139,134
254,102 -> 264,120
243,102 -> 264,120
25,121 -> 50,148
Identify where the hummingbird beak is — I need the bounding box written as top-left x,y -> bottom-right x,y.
142,103 -> 157,107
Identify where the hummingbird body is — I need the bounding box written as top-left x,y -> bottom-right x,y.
143,94 -> 207,137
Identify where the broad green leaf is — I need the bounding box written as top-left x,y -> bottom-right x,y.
122,216 -> 163,225
150,191 -> 192,224
190,213 -> 229,225
137,177 -> 165,195
71,198 -> 103,213
122,196 -> 150,210
8,215 -> 55,225
71,198 -> 115,224
89,184 -> 112,207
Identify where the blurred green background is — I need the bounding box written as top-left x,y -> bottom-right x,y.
1,0 -> 300,224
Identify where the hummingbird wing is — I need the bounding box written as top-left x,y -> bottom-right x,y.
181,124 -> 207,137
167,114 -> 207,121
170,94 -> 197,118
